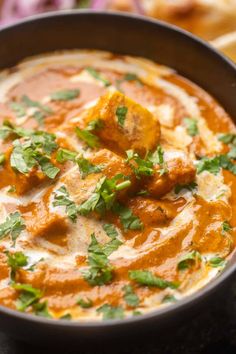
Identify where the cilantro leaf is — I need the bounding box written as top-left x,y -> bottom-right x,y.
86,119 -> 104,131
112,202 -> 143,231
75,126 -> 100,148
78,175 -> 131,216
37,156 -> 60,179
96,304 -> 124,320
123,285 -> 139,307
77,156 -> 102,179
50,89 -> 80,101
177,250 -> 201,270
86,67 -> 111,87
60,313 -> 72,320
197,155 -> 236,175
33,301 -> 51,318
148,146 -> 168,176
175,182 -> 198,194
162,294 -> 177,303
218,133 -> 236,145
0,212 -> 25,245
222,221 -> 232,235
13,283 -> 42,312
10,133 -> 59,179
103,223 -> 119,239
22,95 -> 52,114
126,150 -> 154,177
129,270 -> 179,289
116,106 -> 128,127
184,118 -> 199,136
77,297 -> 93,308
209,257 -> 226,268
5,251 -> 28,280
56,148 -> 77,163
9,102 -> 26,117
53,186 -> 78,222
81,233 -> 113,286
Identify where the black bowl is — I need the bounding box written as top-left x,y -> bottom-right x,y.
0,10 -> 235,346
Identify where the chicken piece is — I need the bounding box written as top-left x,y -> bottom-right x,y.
145,150 -> 196,198
83,91 -> 161,155
64,148 -> 138,205
127,197 -> 179,227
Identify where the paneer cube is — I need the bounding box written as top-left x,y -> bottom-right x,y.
83,91 -> 161,155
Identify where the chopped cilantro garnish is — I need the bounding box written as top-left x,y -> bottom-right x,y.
81,233 -> 113,286
10,133 -> 59,179
86,67 -> 111,87
5,251 -> 28,281
96,304 -> 124,320
148,146 -> 168,176
129,270 -> 178,289
86,119 -> 104,131
209,257 -> 226,268
60,313 -> 72,320
116,106 -> 128,127
103,223 -> 119,239
75,126 -> 100,148
78,175 -> 131,216
22,95 -> 52,114
112,202 -> 143,231
33,301 -> 51,318
77,297 -> 93,308
76,156 -> 102,179
53,186 -> 78,222
162,294 -> 177,303
175,182 -> 197,194
125,150 -> 154,177
218,133 -> 236,145
197,155 -> 236,175
133,310 -> 142,316
177,250 -> 201,270
0,153 -> 5,165
222,221 -> 232,235
9,102 -> 26,117
184,118 -> 199,136
56,148 -> 77,163
50,89 -> 80,101
123,285 -> 139,307
102,223 -> 122,256
228,145 -> 236,160
116,73 -> 143,91
13,283 -> 42,312
0,212 -> 25,245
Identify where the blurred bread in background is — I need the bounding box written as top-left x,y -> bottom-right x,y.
109,0 -> 236,41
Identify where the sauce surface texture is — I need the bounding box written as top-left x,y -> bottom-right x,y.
0,50 -> 235,321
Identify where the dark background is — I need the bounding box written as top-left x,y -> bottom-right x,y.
0,280 -> 235,354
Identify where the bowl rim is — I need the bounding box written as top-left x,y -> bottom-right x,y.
0,9 -> 235,329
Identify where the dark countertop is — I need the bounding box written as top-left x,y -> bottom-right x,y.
0,280 -> 235,354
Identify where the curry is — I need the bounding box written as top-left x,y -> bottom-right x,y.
0,50 -> 235,321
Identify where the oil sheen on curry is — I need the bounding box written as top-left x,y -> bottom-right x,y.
0,50 -> 235,321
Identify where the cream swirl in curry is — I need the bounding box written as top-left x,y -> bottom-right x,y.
0,50 -> 235,321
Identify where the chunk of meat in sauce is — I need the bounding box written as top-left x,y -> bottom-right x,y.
145,150 -> 196,198
20,198 -> 69,250
126,197 -> 179,227
83,91 -> 161,156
